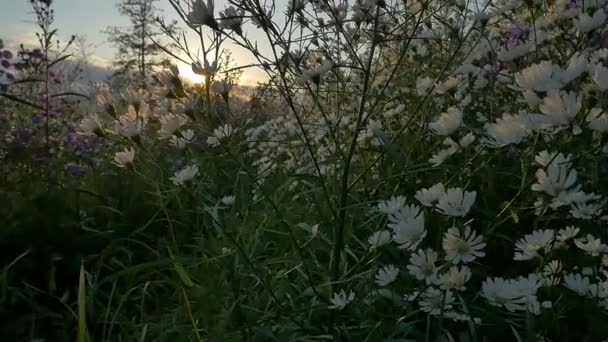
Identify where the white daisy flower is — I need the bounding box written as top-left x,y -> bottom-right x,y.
513,229 -> 555,261
481,274 -> 543,314
207,124 -> 234,147
328,290 -> 354,310
557,226 -> 580,241
377,195 -> 407,215
436,188 -> 476,217
415,183 -> 446,207
538,90 -> 582,127
575,234 -> 608,256
159,114 -> 188,139
428,146 -> 458,166
78,114 -> 104,136
375,265 -> 399,286
418,288 -> 454,316
388,208 -> 426,251
429,106 -> 463,136
170,165 -> 199,186
574,9 -> 607,33
483,111 -> 535,147
407,248 -> 438,284
586,107 -> 608,133
531,151 -> 579,199
514,61 -> 562,92
112,147 -> 135,168
436,266 -> 472,291
170,129 -> 196,149
563,273 -> 591,296
442,226 -> 486,264
368,230 -> 392,248
592,65 -> 608,91
221,195 -> 236,206
543,260 -> 562,286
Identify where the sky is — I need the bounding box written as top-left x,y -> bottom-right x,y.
1,0 -> 272,85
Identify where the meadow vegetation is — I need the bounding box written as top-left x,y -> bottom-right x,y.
1,0 -> 608,340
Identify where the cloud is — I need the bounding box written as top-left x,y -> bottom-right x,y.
3,33 -> 114,84
79,55 -> 114,82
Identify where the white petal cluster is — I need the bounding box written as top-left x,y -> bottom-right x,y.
328,290 -> 355,310
170,165 -> 199,186
513,229 -> 555,261
436,188 -> 476,217
481,274 -> 545,314
442,226 -> 486,264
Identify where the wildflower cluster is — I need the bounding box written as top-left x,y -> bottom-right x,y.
3,0 -> 608,340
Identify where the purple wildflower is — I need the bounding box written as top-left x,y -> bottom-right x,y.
64,162 -> 86,177
32,114 -> 44,125
507,26 -> 530,44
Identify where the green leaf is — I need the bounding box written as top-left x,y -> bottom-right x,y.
0,249 -> 31,303
78,263 -> 90,342
168,247 -> 194,287
48,54 -> 72,68
51,91 -> 91,100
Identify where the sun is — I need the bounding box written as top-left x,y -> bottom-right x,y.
178,63 -> 206,84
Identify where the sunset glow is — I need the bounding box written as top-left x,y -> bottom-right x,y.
178,63 -> 206,84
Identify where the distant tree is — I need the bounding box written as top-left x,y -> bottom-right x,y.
105,0 -> 177,83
